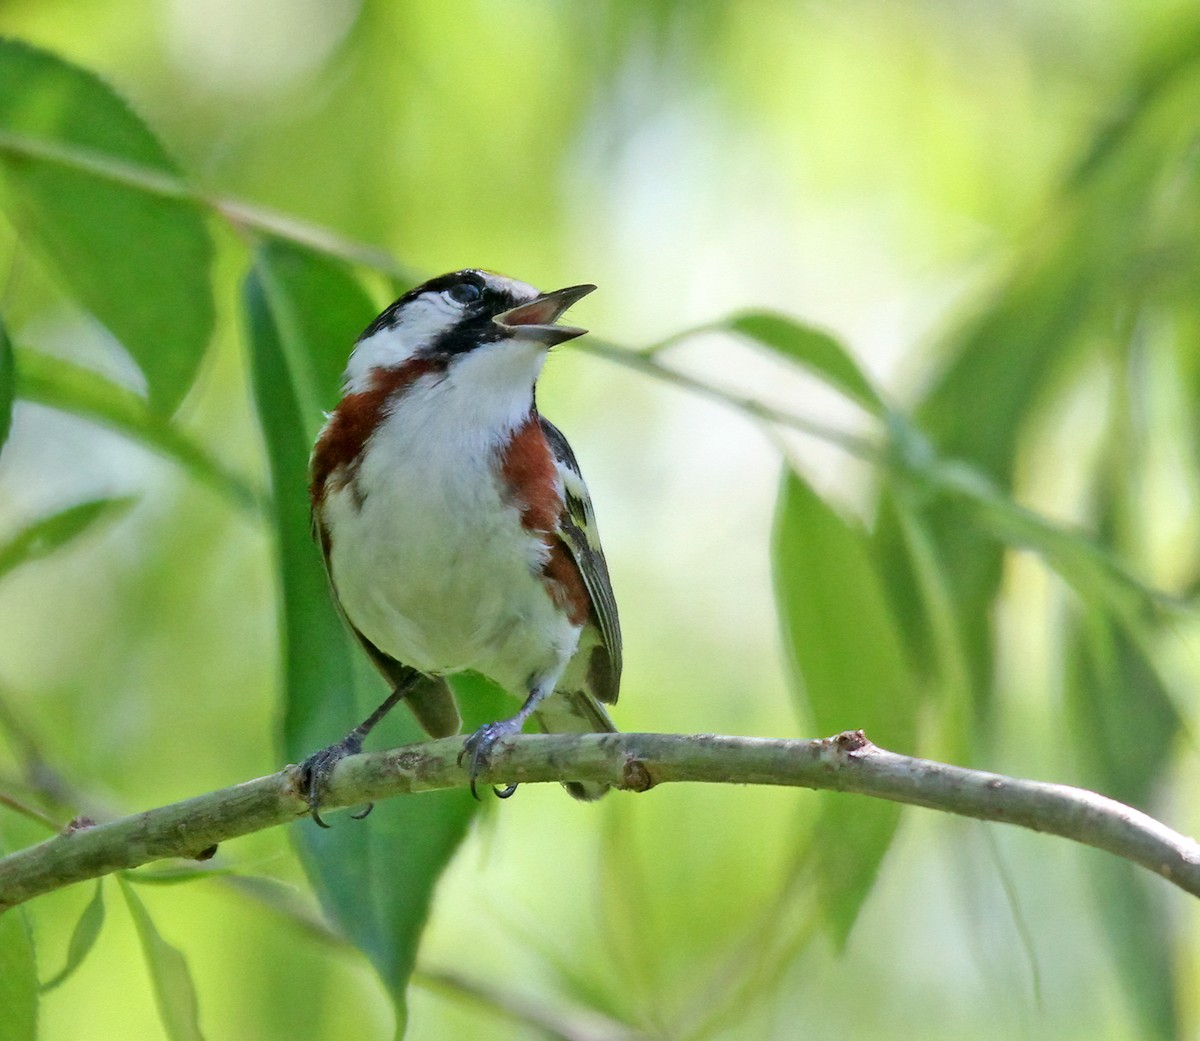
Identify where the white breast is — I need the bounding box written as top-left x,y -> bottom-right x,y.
320,340 -> 582,695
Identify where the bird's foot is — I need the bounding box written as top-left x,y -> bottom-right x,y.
297,734 -> 371,828
457,719 -> 522,800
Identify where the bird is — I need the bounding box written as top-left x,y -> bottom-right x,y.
301,269 -> 621,825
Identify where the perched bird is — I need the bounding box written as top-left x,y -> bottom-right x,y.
302,269 -> 621,824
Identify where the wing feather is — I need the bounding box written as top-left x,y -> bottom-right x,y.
540,417 -> 622,703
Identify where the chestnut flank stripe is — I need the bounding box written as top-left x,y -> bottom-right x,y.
499,414 -> 591,626
309,358 -> 445,506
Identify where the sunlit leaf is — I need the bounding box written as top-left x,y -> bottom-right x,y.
0,496 -> 135,582
13,348 -> 262,513
118,877 -> 205,1041
726,311 -> 886,416
244,238 -> 503,1032
0,39 -> 214,413
0,319 -> 13,453
41,879 -> 105,992
879,60 -> 1200,718
772,468 -> 918,945
0,903 -> 38,1041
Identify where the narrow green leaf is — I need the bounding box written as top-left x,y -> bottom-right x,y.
0,40 -> 214,413
122,863 -> 233,885
243,238 -> 377,750
13,348 -> 262,513
1065,606 -> 1176,1036
1064,609 -> 1180,1040
40,879 -> 105,992
118,877 -> 205,1041
218,874 -> 348,948
772,468 -> 918,945
244,239 -> 494,1032
0,903 -> 38,1041
876,493 -> 974,758
880,49 -> 1200,720
928,460 -> 1174,624
1085,857 -> 1177,1041
0,319 -> 13,453
0,496 -> 135,582
726,312 -> 886,416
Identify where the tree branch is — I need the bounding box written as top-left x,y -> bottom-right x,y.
2,730 -> 1198,910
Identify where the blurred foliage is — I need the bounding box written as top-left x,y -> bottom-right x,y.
1,3 -> 1200,1041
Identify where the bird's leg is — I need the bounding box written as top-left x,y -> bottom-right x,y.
299,678 -> 415,827
458,682 -> 551,800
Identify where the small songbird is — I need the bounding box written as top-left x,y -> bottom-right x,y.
302,269 -> 621,824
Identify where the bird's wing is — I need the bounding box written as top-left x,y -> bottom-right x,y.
539,416 -> 622,704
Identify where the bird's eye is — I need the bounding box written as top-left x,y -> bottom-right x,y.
447,282 -> 482,306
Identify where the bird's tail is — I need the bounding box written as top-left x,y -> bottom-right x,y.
534,690 -> 616,801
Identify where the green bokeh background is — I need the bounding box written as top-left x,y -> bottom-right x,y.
2,2 -> 1200,1039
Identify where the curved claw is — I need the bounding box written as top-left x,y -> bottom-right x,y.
459,720 -> 521,800
308,769 -> 332,829
298,734 -> 364,827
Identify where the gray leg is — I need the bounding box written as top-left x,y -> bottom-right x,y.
299,677 -> 417,827
458,681 -> 552,800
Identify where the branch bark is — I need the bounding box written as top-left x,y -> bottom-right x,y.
2,730 -> 1198,910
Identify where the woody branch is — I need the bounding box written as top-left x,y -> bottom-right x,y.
2,730 -> 1198,910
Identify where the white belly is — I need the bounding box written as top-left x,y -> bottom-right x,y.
321,392 -> 580,695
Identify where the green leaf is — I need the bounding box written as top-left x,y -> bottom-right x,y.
926,460 -> 1175,626
1063,607 -> 1180,1040
121,863 -> 233,885
0,904 -> 38,1041
118,877 -> 205,1041
41,879 -> 106,992
878,54 -> 1200,720
875,492 -> 974,758
243,238 -> 377,748
218,874 -> 348,948
1085,856 -> 1176,1041
0,39 -> 214,413
772,468 -> 918,945
726,311 -> 886,416
0,496 -> 135,582
244,239 -> 497,1033
13,348 -> 262,513
0,319 -> 13,453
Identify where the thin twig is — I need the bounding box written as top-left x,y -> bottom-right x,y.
0,791 -> 60,831
580,338 -> 880,461
0,688 -> 90,816
1,731 -> 1198,911
0,129 -> 420,281
413,966 -> 649,1041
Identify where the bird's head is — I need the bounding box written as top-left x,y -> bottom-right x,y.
342,269 -> 595,394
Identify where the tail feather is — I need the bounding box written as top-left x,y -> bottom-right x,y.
534,689 -> 616,801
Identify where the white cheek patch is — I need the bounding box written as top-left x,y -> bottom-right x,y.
343,293 -> 464,392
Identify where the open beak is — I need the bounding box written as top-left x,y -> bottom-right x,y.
494,283 -> 596,346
